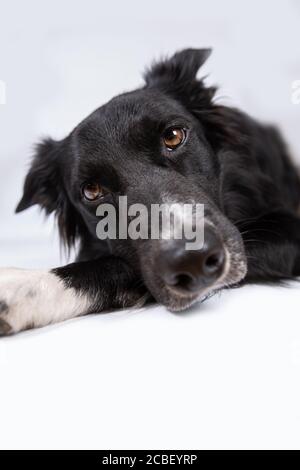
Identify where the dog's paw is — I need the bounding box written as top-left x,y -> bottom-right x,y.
0,268 -> 47,335
0,268 -> 90,335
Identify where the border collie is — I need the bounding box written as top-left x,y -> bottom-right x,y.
1,48 -> 300,335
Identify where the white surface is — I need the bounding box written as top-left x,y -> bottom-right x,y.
0,0 -> 300,450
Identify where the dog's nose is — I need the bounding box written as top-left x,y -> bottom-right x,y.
158,227 -> 226,294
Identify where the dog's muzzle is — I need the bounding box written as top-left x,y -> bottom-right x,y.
157,225 -> 226,296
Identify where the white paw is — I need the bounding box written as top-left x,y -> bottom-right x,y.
0,268 -> 90,335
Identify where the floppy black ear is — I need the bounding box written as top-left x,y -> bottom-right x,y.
144,48 -> 216,110
16,137 -> 81,248
144,48 -> 211,87
16,138 -> 63,214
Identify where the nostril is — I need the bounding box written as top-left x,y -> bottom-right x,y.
173,273 -> 194,290
203,250 -> 225,275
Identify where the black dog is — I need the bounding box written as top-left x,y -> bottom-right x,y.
1,48 -> 300,335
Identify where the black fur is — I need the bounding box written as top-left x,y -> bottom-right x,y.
16,48 -> 300,312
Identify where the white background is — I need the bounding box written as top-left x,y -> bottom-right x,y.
0,0 -> 300,450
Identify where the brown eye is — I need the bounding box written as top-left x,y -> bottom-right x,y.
163,127 -> 186,150
82,182 -> 104,201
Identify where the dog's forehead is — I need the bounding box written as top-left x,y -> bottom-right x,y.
76,89 -> 188,143
104,89 -> 186,122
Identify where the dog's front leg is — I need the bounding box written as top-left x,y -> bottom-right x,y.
0,257 -> 148,336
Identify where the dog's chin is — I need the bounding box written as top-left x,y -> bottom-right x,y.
158,283 -> 219,312
163,287 -> 207,312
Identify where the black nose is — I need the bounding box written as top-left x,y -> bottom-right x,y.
158,227 -> 226,294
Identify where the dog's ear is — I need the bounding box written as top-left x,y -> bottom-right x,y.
16,138 -> 80,248
144,48 -> 211,87
16,138 -> 63,214
144,48 -> 215,109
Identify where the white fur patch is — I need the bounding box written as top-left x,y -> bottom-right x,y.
0,268 -> 90,334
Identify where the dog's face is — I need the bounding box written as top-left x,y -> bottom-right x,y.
16,49 -> 247,311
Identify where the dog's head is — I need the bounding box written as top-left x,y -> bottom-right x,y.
16,49 -> 247,310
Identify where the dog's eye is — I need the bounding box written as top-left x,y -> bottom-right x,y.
163,127 -> 186,150
82,182 -> 104,201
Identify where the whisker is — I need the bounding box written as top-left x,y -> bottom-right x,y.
243,239 -> 270,245
244,228 -> 281,237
